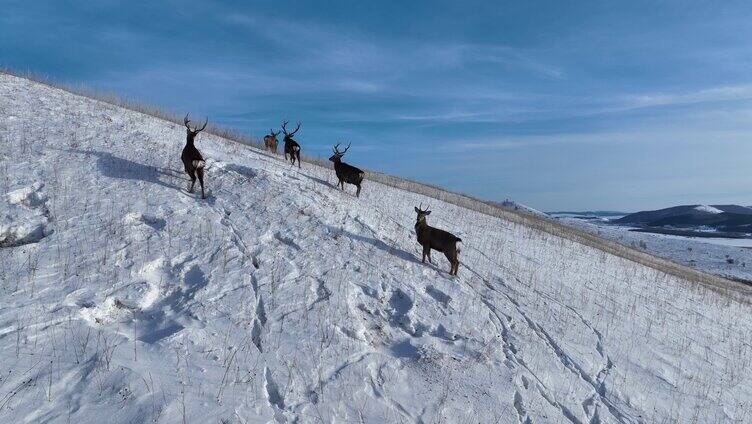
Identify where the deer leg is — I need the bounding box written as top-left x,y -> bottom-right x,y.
188,170 -> 196,192
422,246 -> 429,263
443,252 -> 453,274
427,250 -> 434,264
451,249 -> 459,275
197,167 -> 205,199
296,152 -> 301,168
356,183 -> 361,197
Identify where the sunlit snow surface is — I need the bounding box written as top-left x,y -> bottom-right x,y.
1,73 -> 751,423
555,216 -> 752,283
694,205 -> 724,214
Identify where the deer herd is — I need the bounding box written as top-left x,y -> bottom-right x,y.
181,115 -> 463,275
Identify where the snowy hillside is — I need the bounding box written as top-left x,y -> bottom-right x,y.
556,215 -> 752,284
2,73 -> 752,423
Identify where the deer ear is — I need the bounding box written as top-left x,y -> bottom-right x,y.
414,207 -> 420,213
425,211 -> 431,215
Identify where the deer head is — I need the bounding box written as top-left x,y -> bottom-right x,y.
268,129 -> 281,139
184,114 -> 208,143
414,203 -> 431,224
329,142 -> 351,162
281,120 -> 301,142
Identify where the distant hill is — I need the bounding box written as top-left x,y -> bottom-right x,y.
547,210 -> 628,217
615,204 -> 752,232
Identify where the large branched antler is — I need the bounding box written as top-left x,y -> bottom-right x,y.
184,114 -> 208,133
333,142 -> 352,155
291,122 -> 301,136
282,121 -> 301,137
195,118 -> 208,133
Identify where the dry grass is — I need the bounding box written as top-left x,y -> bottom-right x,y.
3,68 -> 750,302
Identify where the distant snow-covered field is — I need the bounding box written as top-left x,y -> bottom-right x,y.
2,73 -> 752,423
554,215 -> 752,283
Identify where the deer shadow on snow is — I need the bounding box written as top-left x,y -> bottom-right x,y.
64,148 -> 187,193
324,224 -> 422,266
223,163 -> 258,179
300,173 -> 337,190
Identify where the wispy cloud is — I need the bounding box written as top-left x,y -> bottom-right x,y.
428,44 -> 564,79
621,84 -> 752,109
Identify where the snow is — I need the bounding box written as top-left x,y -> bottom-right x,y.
1,72 -> 752,423
498,199 -> 548,218
556,216 -> 752,283
1,182 -> 52,247
694,205 -> 724,214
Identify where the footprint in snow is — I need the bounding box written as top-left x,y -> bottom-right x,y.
122,212 -> 166,231
0,182 -> 53,247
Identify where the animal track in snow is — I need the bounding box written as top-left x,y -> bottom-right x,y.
387,289 -> 416,335
264,367 -> 285,411
122,211 -> 166,231
0,182 -> 52,247
79,255 -> 210,345
308,278 -> 332,309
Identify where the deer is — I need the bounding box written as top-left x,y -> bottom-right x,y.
414,204 -> 462,275
264,129 -> 280,153
181,114 -> 208,199
329,142 -> 365,197
281,120 -> 302,168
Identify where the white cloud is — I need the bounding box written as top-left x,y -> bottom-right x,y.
622,84 -> 752,108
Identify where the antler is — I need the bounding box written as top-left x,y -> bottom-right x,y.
417,203 -> 430,213
281,121 -> 301,136
184,114 -> 207,133
195,117 -> 208,133
289,121 -> 301,136
333,142 -> 351,155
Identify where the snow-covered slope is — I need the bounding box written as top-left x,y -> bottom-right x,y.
1,73 -> 752,423
556,216 -> 752,283
694,205 -> 724,214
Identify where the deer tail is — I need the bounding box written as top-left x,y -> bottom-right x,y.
293,146 -> 300,152
192,160 -> 205,169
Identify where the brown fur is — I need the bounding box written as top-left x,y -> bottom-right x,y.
414,206 -> 461,275
181,114 -> 207,199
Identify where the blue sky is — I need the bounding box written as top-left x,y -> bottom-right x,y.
4,0 -> 752,211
